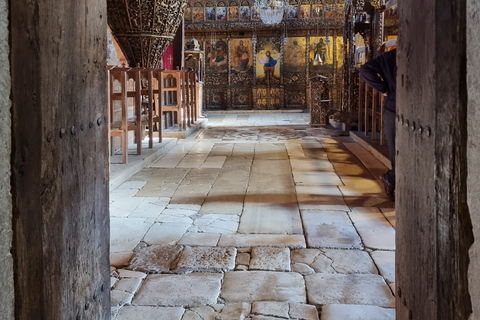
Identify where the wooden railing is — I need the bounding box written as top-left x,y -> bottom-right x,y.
357,75 -> 385,145
108,68 -> 200,164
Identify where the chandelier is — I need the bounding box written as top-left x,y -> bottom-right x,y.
253,0 -> 289,25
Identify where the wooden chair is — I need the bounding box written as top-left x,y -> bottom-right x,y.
108,67 -> 148,163
137,68 -> 163,147
151,69 -> 163,143
109,67 -> 132,164
159,70 -> 186,131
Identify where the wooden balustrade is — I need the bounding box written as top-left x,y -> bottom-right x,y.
108,67 -> 199,163
357,75 -> 385,144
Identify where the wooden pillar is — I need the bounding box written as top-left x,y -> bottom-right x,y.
467,1 -> 480,318
10,1 -> 111,319
396,0 -> 472,319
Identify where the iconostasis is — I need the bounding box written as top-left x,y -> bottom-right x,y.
184,0 -> 346,110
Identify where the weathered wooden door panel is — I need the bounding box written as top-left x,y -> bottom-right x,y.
396,0 -> 472,319
11,1 -> 111,319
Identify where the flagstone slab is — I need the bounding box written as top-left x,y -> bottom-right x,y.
143,223 -> 190,245
115,306 -> 185,320
380,207 -> 396,228
110,252 -> 134,268
289,303 -> 320,320
254,143 -> 288,160
301,211 -> 363,249
221,271 -> 306,303
339,177 -> 384,197
149,153 -> 185,168
182,306 -> 221,320
251,301 -> 289,318
127,197 -> 170,219
176,246 -> 236,272
232,143 -> 256,156
321,304 -> 395,320
133,273 -> 223,307
110,196 -> 146,218
305,273 -> 395,308
188,214 -> 240,233
216,303 -> 251,319
251,302 -> 319,320
249,247 -> 291,271
113,278 -> 143,295
209,143 -> 234,156
240,199 -> 303,234
370,250 -> 395,283
296,185 -> 349,211
110,218 -> 153,253
291,263 -> 315,275
239,159 -> 302,234
111,290 -> 134,307
132,168 -> 190,197
349,207 -> 395,250
177,153 -> 210,168
128,245 -> 184,273
178,232 -> 221,246
343,196 -> 393,208
291,249 -> 377,274
201,155 -> 227,168
218,234 -> 306,248
117,269 -> 147,279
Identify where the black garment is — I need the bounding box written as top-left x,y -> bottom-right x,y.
383,109 -> 396,185
359,49 -> 397,113
359,49 -> 397,188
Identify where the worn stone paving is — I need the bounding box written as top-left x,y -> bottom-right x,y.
110,113 -> 396,320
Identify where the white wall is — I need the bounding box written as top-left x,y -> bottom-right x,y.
468,0 -> 480,319
0,0 -> 14,319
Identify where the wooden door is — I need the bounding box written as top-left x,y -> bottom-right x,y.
396,0 -> 472,319
11,1 -> 111,319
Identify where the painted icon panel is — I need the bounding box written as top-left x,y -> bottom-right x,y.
239,6 -> 251,19
206,39 -> 229,74
310,36 -> 333,73
229,6 -> 239,20
255,42 -> 280,80
231,38 -> 253,73
193,7 -> 204,22
284,37 -> 306,73
216,7 -> 228,20
205,7 -> 216,21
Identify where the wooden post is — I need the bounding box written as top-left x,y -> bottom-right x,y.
396,0 -> 472,318
10,0 -> 111,319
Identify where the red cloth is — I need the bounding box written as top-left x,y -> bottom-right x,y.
162,45 -> 174,70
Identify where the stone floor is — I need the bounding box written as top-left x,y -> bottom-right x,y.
110,112 -> 396,320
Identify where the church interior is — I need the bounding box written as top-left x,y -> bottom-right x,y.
2,0 -> 480,319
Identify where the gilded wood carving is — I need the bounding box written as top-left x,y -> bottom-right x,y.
107,0 -> 188,68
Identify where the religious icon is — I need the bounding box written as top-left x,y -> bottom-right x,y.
205,7 -> 216,21
229,6 -> 239,20
206,40 -> 228,74
239,6 -> 251,19
310,36 -> 334,73
299,5 -> 310,18
184,7 -> 192,21
216,7 -> 227,20
193,7 -> 204,22
287,6 -> 298,18
284,37 -> 306,73
256,43 -> 280,80
231,39 -> 253,73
